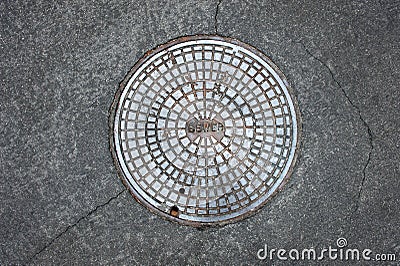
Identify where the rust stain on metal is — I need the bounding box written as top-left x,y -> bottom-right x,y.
109,35 -> 301,227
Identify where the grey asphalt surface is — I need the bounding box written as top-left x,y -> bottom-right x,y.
1,0 -> 399,265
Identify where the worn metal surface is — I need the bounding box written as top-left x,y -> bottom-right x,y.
110,35 -> 301,226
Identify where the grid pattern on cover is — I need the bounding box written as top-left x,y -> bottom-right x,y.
115,39 -> 297,222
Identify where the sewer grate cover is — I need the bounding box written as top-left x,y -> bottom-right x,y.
110,35 -> 301,226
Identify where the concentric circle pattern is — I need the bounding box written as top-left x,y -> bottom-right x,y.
110,36 -> 301,226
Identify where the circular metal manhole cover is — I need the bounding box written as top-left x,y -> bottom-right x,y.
110,35 -> 301,226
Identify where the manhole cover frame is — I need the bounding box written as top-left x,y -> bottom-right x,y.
109,35 -> 302,227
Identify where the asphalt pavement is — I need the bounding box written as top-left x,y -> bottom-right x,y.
1,0 -> 399,265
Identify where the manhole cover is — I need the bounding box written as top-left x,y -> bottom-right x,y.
110,35 -> 301,226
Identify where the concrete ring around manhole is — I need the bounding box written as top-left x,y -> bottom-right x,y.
109,35 -> 301,227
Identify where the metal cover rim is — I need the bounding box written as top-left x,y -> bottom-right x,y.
109,35 -> 302,227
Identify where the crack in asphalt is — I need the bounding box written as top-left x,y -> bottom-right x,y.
298,42 -> 374,212
214,0 -> 222,34
28,189 -> 127,263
